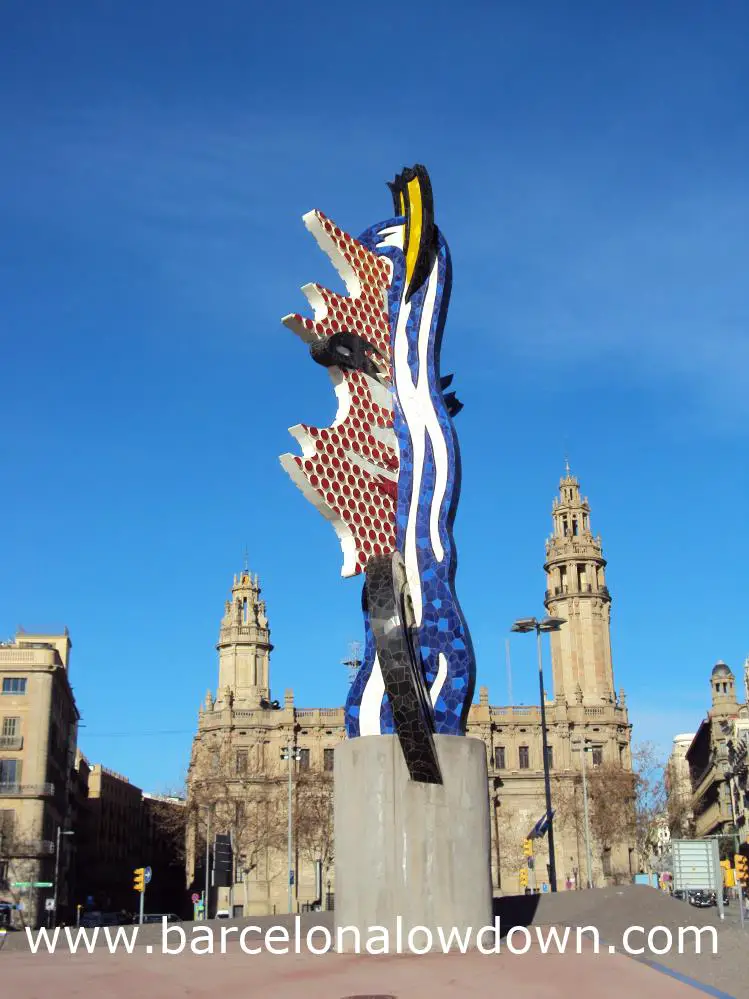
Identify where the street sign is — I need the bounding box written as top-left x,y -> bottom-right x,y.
12,882 -> 31,888
144,867 -> 152,885
34,882 -> 53,888
45,898 -> 55,911
191,893 -> 200,903
541,882 -> 550,894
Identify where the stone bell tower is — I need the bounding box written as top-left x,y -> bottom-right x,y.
543,465 -> 616,705
214,566 -> 273,709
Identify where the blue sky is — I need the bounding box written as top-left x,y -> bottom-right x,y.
1,1 -> 747,792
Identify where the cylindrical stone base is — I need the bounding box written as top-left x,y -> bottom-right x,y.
334,734 -> 492,951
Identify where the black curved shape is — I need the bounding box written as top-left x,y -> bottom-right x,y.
387,164 -> 438,303
443,391 -> 463,417
365,552 -> 442,784
309,330 -> 384,380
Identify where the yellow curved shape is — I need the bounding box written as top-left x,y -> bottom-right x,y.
404,175 -> 423,288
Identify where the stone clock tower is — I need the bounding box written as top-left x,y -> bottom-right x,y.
214,569 -> 272,709
543,465 -> 616,706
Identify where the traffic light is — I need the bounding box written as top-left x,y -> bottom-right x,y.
523,839 -> 533,857
213,835 -> 233,889
133,867 -> 145,893
735,854 -> 749,884
721,859 -> 735,888
519,868 -> 528,888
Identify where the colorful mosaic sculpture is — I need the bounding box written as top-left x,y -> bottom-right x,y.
280,166 -> 475,781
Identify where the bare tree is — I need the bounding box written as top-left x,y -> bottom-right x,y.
586,762 -> 637,853
0,812 -> 51,927
664,757 -> 694,839
185,737 -> 286,893
294,772 -> 334,876
495,807 -> 531,882
630,742 -> 673,868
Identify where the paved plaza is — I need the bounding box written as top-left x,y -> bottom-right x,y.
1,888 -> 743,998
0,937 -> 720,999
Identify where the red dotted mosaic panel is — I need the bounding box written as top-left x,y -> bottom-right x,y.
285,211 -> 399,573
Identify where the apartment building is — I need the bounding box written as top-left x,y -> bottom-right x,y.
0,629 -> 79,927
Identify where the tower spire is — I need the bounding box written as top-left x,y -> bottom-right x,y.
543,468 -> 616,705
215,564 -> 273,709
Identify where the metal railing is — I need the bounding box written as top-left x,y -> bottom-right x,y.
0,736 -> 23,750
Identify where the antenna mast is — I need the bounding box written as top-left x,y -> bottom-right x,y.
342,640 -> 362,685
505,638 -> 513,706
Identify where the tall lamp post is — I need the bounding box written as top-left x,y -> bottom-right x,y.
281,742 -> 302,914
511,615 -> 566,893
52,826 -> 74,927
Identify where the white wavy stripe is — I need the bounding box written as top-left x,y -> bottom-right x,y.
393,256 -> 448,626
392,292 -> 422,626
359,229 -> 450,729
359,653 -> 386,735
415,271 -> 449,563
430,653 -> 448,707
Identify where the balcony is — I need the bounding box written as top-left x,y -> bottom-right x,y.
0,646 -> 58,666
0,782 -> 54,797
8,839 -> 55,857
0,735 -> 23,750
545,585 -> 611,601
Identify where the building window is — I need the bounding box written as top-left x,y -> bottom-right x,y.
591,747 -> 603,767
1,678 -> 27,695
298,749 -> 310,771
545,746 -> 554,770
494,746 -> 506,770
235,751 -> 248,776
0,759 -> 21,786
518,746 -> 530,770
1,717 -> 19,737
0,860 -> 8,889
323,748 -> 334,772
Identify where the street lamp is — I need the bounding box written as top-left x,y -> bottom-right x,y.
511,615 -> 566,893
571,739 -> 594,889
52,826 -> 74,927
280,742 -> 302,914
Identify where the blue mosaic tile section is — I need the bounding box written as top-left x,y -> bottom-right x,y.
344,216 -> 475,738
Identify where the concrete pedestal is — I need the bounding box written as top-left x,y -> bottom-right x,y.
334,734 -> 492,951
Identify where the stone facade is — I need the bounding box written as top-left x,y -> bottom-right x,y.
684,662 -> 749,839
0,630 -> 79,927
186,470 -> 634,913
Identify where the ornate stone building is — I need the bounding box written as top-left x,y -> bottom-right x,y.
684,661 -> 749,840
186,469 -> 634,914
